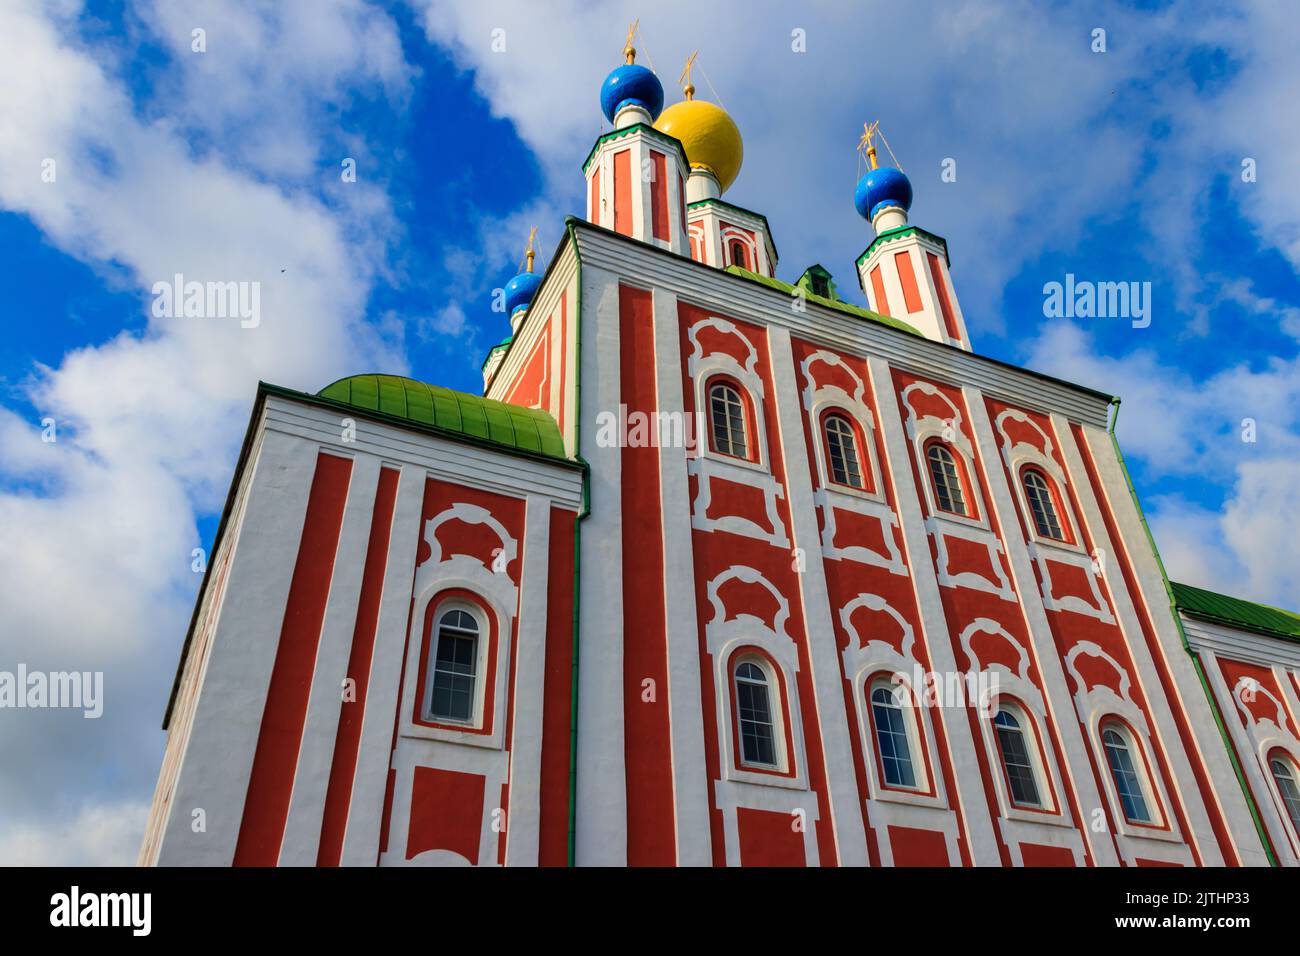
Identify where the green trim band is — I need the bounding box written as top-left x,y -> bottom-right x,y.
856,225 -> 950,268
580,122 -> 688,175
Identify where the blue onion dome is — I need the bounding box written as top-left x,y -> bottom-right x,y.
600,63 -> 664,123
854,165 -> 913,221
503,270 -> 543,317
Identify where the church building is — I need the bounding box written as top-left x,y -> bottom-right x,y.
139,32 -> 1300,867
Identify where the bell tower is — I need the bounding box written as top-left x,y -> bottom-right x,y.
853,122 -> 970,350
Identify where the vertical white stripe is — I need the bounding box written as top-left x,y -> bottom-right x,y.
576,264 -> 627,864
503,495 -> 553,865
156,431 -> 322,865
866,357 -> 1001,865
650,284 -> 713,864
768,325 -> 870,865
278,455 -> 380,864
339,463 -> 425,866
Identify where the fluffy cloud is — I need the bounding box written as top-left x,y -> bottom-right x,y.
0,0 -> 412,863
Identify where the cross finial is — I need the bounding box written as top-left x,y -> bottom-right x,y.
523,226 -> 538,273
858,120 -> 881,170
623,19 -> 639,64
679,50 -> 698,100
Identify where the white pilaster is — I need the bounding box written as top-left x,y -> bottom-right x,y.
768,325 -> 870,865
866,357 -> 1001,865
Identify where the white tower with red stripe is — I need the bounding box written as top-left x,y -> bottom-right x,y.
854,123 -> 970,350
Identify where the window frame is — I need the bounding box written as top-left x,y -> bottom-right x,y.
1099,719 -> 1162,828
923,438 -> 976,519
1019,465 -> 1073,545
414,595 -> 493,733
866,676 -> 928,794
821,410 -> 868,491
423,606 -> 480,725
726,649 -> 793,778
705,375 -> 758,464
989,700 -> 1054,814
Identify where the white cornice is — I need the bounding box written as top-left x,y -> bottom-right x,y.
570,224 -> 1113,428
1182,614 -> 1300,669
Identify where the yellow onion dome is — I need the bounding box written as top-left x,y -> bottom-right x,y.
655,98 -> 743,193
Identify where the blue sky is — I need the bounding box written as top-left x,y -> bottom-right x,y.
1,0 -> 1297,863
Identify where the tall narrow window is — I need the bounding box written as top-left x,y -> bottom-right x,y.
994,709 -> 1041,808
824,414 -> 864,488
926,443 -> 968,516
426,608 -> 478,722
1103,726 -> 1152,823
728,239 -> 748,269
871,683 -> 917,788
1023,469 -> 1064,540
734,661 -> 777,767
709,381 -> 749,459
1272,756 -> 1300,834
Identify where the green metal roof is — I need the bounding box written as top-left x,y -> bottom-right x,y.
317,374 -> 567,461
723,265 -> 922,337
1171,581 -> 1300,642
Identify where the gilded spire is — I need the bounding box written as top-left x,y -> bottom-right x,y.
858,120 -> 881,171
523,226 -> 538,273
679,50 -> 698,101
623,18 -> 638,64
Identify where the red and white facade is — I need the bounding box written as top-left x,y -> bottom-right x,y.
141,107 -> 1293,868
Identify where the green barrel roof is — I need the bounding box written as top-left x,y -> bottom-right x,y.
317,374 -> 567,461
1171,581 -> 1300,642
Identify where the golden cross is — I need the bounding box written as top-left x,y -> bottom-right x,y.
623,19 -> 639,64
858,120 -> 881,170
523,226 -> 538,273
679,50 -> 698,100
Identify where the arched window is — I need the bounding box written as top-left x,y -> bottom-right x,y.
1022,469 -> 1064,540
871,682 -> 917,788
993,708 -> 1041,808
734,661 -> 776,767
425,608 -> 478,722
1271,755 -> 1300,834
708,381 -> 749,459
728,239 -> 748,269
926,442 -> 968,516
1102,725 -> 1152,823
823,413 -> 864,489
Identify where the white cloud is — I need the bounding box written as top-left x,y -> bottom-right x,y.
0,800 -> 150,866
0,0 -> 412,863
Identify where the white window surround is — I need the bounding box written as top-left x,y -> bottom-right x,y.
721,227 -> 759,271
800,351 -> 886,505
686,316 -> 790,547
705,565 -> 809,791
399,501 -> 518,751
959,618 -> 1073,827
993,409 -> 1082,552
1063,641 -> 1181,844
799,352 -> 906,574
1230,676 -> 1300,854
840,594 -> 948,810
901,382 -> 985,531
1270,752 -> 1300,846
902,383 -> 1016,601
